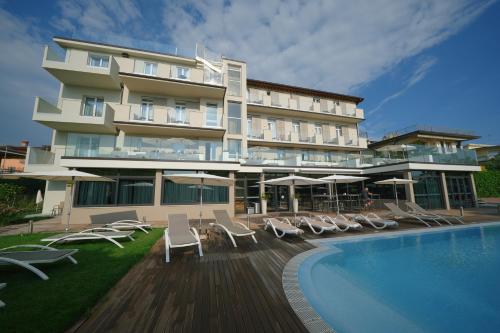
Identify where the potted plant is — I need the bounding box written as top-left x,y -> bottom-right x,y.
260,193 -> 270,215
293,193 -> 300,213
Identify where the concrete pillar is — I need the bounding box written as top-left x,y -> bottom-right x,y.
289,172 -> 295,211
469,173 -> 478,207
259,173 -> 265,214
440,172 -> 451,210
229,171 -> 235,216
154,170 -> 162,207
403,171 -> 415,203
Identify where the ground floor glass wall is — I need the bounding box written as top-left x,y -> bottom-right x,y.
235,173 -> 260,214
411,171 -> 444,209
446,172 -> 474,208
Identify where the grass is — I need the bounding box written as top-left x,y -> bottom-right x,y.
0,228 -> 164,333
0,210 -> 50,227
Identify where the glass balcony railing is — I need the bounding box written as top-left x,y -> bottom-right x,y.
26,147 -> 55,165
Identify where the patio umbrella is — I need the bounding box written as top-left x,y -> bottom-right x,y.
374,177 -> 417,205
164,173 -> 233,230
35,189 -> 44,209
1,170 -> 113,231
261,175 -> 328,214
376,144 -> 416,159
319,175 -> 369,214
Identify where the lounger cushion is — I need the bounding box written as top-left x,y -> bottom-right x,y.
309,219 -> 336,229
0,249 -> 77,264
268,219 -> 298,231
168,214 -> 198,246
43,231 -> 133,241
213,210 -> 254,235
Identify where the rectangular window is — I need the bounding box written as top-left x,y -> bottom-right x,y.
76,135 -> 100,157
315,123 -> 322,135
140,99 -> 154,121
292,121 -> 300,133
228,102 -> 242,134
162,171 -> 229,204
82,97 -> 104,117
87,54 -> 109,68
205,142 -> 218,161
228,65 -> 241,96
206,104 -> 218,127
336,125 -> 343,137
144,62 -> 157,76
247,116 -> 253,137
175,104 -> 187,123
228,139 -> 242,159
268,119 -> 277,139
117,179 -> 154,205
177,66 -> 190,80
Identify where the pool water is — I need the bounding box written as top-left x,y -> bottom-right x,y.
299,223 -> 500,333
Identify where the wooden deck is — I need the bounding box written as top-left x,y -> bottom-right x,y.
69,214 -> 499,333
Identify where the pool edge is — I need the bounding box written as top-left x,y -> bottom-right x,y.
282,221 -> 500,333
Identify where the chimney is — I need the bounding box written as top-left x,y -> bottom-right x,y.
20,140 -> 29,147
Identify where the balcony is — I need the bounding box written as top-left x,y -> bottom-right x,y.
33,97 -> 116,134
247,88 -> 364,122
112,104 -> 225,138
23,147 -> 68,172
42,46 -> 120,89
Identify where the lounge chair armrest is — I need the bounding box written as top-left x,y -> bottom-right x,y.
111,219 -> 144,224
190,227 -> 201,241
234,222 -> 251,230
80,227 -> 121,233
0,244 -> 59,252
366,212 -> 382,219
280,217 -> 292,225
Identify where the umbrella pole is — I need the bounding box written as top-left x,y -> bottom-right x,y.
335,180 -> 340,215
394,182 -> 398,206
199,179 -> 203,233
66,176 -> 75,232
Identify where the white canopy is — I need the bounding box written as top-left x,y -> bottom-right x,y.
260,175 -> 328,186
164,173 -> 234,186
374,177 -> 416,185
375,144 -> 416,152
320,174 -> 369,183
1,170 -> 114,182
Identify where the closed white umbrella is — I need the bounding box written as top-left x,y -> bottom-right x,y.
319,175 -> 369,214
164,173 -> 233,230
2,170 -> 113,231
374,177 -> 417,205
35,190 -> 44,209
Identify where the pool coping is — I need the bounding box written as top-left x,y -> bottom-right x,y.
282,221 -> 500,333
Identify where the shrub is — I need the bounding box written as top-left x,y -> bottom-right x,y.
474,170 -> 500,198
0,183 -> 25,207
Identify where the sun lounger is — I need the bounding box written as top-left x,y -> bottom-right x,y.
0,245 -> 78,280
41,228 -> 134,248
0,283 -> 5,307
347,213 -> 399,230
320,214 -> 362,231
296,216 -> 339,234
210,210 -> 257,248
264,217 -> 304,238
165,214 -> 203,263
405,202 -> 464,224
91,211 -> 152,233
384,203 -> 439,227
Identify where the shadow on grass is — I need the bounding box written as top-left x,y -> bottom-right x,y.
0,229 -> 164,333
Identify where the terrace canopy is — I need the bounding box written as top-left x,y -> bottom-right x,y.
319,175 -> 369,214
374,177 -> 417,205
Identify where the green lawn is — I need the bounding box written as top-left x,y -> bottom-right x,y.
0,229 -> 164,333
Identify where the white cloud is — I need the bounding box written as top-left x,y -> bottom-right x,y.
162,0 -> 495,94
368,56 -> 438,115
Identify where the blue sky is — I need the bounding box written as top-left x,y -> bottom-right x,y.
0,0 -> 499,146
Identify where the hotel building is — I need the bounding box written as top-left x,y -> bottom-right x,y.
26,37 -> 481,224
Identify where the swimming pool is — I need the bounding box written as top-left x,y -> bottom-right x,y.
296,222 -> 500,333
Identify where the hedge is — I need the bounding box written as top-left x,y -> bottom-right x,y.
474,170 -> 500,198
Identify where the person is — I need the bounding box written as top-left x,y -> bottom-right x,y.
362,187 -> 373,208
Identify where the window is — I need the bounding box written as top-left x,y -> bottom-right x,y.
144,62 -> 157,76
177,66 -> 190,80
162,171 -> 229,204
206,104 -> 218,127
228,65 -> 241,96
268,119 -> 277,139
247,116 -> 253,137
292,121 -> 300,133
313,97 -> 320,103
82,97 -> 104,117
228,102 -> 242,134
205,142 -> 218,161
140,99 -> 154,121
336,125 -> 343,137
87,54 -> 109,68
175,104 -> 187,123
228,139 -> 241,159
75,135 -> 100,157
315,123 -> 322,135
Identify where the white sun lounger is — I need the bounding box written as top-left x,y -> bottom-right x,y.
347,213 -> 399,230
296,216 -> 339,235
384,203 -> 439,227
0,245 -> 78,280
264,217 -> 304,238
41,228 -> 135,248
319,214 -> 362,231
165,214 -> 203,263
90,211 -> 152,233
210,210 -> 257,248
405,202 -> 464,224
0,283 -> 5,307
104,220 -> 152,233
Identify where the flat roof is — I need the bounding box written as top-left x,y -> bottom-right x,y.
247,79 -> 364,104
369,129 -> 480,149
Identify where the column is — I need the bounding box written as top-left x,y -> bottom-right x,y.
403,171 -> 415,203
154,170 -> 162,207
289,172 -> 295,212
469,173 -> 478,207
259,173 -> 265,214
440,171 -> 451,210
229,171 -> 235,216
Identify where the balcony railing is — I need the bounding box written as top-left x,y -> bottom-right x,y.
26,147 -> 55,165
383,125 -> 476,139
